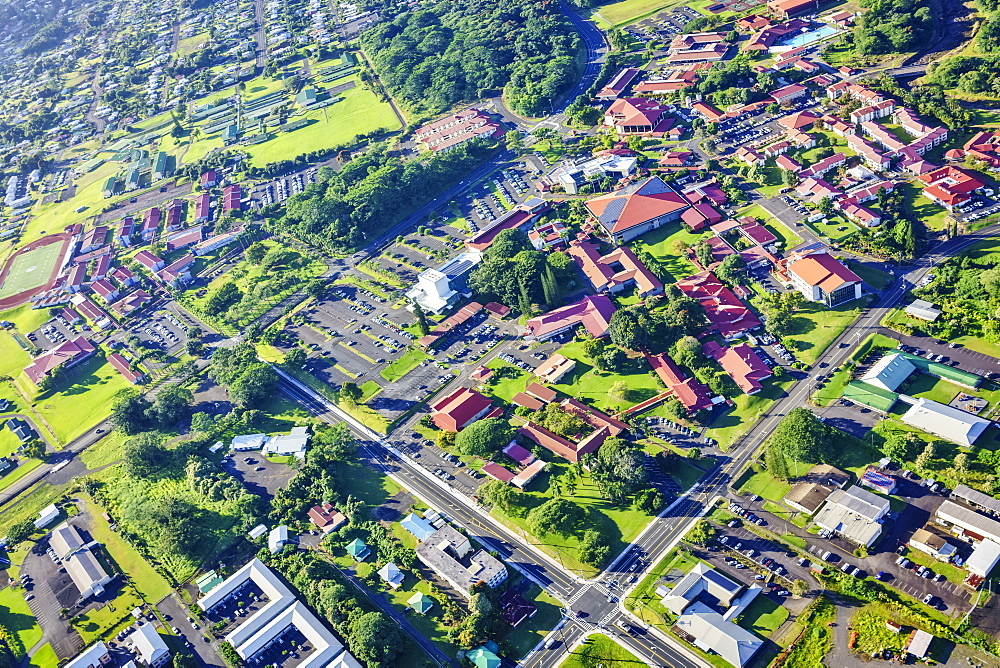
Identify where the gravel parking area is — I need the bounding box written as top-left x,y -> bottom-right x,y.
223,453 -> 296,500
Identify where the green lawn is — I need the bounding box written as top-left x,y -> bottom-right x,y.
0,482 -> 67,538
551,340 -> 666,414
812,364 -> 853,407
705,378 -> 795,450
899,375 -> 962,406
781,300 -> 865,365
28,643 -> 56,668
735,596 -> 788,637
380,348 -> 428,382
0,331 -> 33,378
633,223 -> 704,284
739,470 -> 793,504
242,79 -> 400,167
85,495 -> 172,603
954,336 -> 1000,359
0,586 -> 43,656
80,431 -> 128,469
560,634 -> 646,667
900,181 -> 952,232
501,585 -> 565,659
492,461 -> 659,576
28,355 -> 131,445
0,460 -> 42,493
846,261 -> 893,290
626,548 -> 699,627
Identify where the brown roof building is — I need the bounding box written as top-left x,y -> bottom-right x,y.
307,503 -> 347,533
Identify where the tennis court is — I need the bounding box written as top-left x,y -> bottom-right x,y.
0,241 -> 64,300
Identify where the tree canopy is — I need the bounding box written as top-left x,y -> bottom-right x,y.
454,418 -> 515,458
359,0 -> 580,116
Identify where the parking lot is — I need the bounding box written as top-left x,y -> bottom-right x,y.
453,166 -> 538,234
223,452 -> 296,500
625,6 -> 699,42
28,317 -> 79,350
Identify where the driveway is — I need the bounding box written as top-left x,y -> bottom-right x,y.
156,593 -> 224,668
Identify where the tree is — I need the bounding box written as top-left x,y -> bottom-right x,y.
915,441 -> 937,469
412,301 -> 430,336
818,196 -> 834,217
579,529 -> 611,567
881,432 -> 917,463
190,412 -> 213,433
229,365 -> 278,407
715,254 -> 746,287
348,612 -> 402,666
283,347 -> 307,369
592,438 -> 647,502
672,335 -> 703,369
687,447 -> 702,460
526,498 -> 578,536
454,418 -> 515,458
148,385 -> 193,429
685,520 -> 716,545
505,130 -> 524,153
204,282 -> 243,317
110,389 -> 153,435
478,479 -> 524,512
790,580 -> 809,597
339,382 -> 362,405
768,408 -> 831,464
20,439 -> 45,460
955,453 -> 969,479
695,241 -> 714,267
608,380 -> 629,401
6,519 -> 35,545
121,432 -> 170,478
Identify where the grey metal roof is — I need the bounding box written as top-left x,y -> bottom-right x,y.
952,485 -> 1000,515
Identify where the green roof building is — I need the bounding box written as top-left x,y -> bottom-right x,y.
296,87 -> 318,107
843,381 -> 899,414
346,538 -> 370,561
895,351 -> 982,389
125,168 -> 142,191
153,151 -> 173,180
467,646 -> 501,668
223,124 -> 240,145
102,176 -> 120,198
407,592 -> 433,614
196,570 -> 224,593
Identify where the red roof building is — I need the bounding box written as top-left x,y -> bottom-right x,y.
166,199 -> 185,231
675,271 -> 762,339
414,109 -> 504,152
430,387 -> 494,432
584,176 -> 689,242
503,442 -> 536,466
307,503 -> 347,533
201,170 -> 218,189
596,68 -> 641,100
767,0 -> 819,19
141,207 -> 161,242
116,217 -> 134,246
777,110 -> 819,131
166,225 -> 204,252
567,240 -> 663,298
769,83 -> 808,104
107,352 -> 146,384
482,462 -> 516,483
90,279 -> 119,303
109,289 -> 151,317
604,98 -> 674,135
23,336 -> 96,385
134,250 -> 165,272
525,294 -> 616,341
646,353 -> 715,413
194,193 -> 212,222
703,341 -> 771,394
223,184 -> 242,213
919,165 -> 986,211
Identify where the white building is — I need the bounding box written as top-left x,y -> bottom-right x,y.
199,559 -> 360,668
899,397 -> 991,446
268,526 -> 290,554
814,485 -> 890,547
784,252 -> 863,307
126,623 -> 171,667
232,434 -> 267,451
548,153 -> 638,194
64,642 -> 111,668
860,353 -> 915,392
34,503 -> 61,529
405,252 -> 482,315
904,299 -> 942,322
935,501 -> 1000,577
660,564 -> 764,668
263,426 -> 310,459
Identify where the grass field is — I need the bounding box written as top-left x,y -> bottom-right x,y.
781,300 -> 866,365
634,222 -> 704,283
560,634 -> 646,667
705,378 -> 795,450
241,79 -> 400,166
735,596 -> 788,637
0,241 -> 65,300
85,495 -> 172,602
28,643 -> 56,668
591,0 -> 685,26
0,586 -> 43,657
29,356 -> 131,444
846,261 -> 893,290
0,331 -> 31,382
380,348 -> 428,382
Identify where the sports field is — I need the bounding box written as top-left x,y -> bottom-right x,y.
0,241 -> 64,300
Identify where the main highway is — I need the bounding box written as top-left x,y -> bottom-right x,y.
275,217 -> 1000,668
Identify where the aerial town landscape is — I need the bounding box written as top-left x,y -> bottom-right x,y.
6,0 -> 1000,666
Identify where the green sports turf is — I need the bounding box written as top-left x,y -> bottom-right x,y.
0,242 -> 64,300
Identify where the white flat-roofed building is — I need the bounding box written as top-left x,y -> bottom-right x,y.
935,500 -> 1000,551
199,559 -> 361,667
904,299 -> 941,322
966,539 -> 1000,577
952,484 -> 1000,516
814,485 -> 890,547
65,548 -> 113,600
35,503 -> 61,528
231,434 -> 267,451
900,397 -> 991,446
860,353 -> 915,392
64,642 -> 111,668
